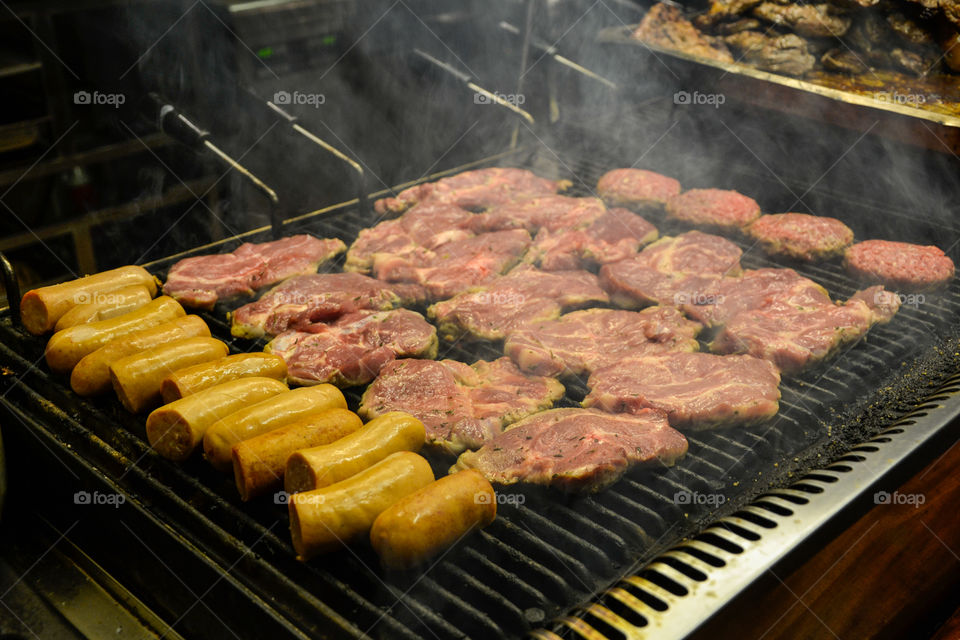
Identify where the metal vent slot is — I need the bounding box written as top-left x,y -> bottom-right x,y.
618,579 -> 670,611
637,569 -> 689,596
581,606 -> 630,640
693,532 -> 745,554
731,509 -> 778,529
657,556 -> 708,582
674,545 -> 726,568
599,593 -> 649,628
851,445 -> 881,452
764,491 -> 811,505
825,463 -> 855,472
750,500 -> 794,517
715,520 -> 763,541
791,482 -> 827,493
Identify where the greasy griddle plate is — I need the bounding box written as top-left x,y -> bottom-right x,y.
2,148 -> 960,640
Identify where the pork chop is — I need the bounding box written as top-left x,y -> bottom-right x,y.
528,207 -> 659,271
467,196 -> 607,234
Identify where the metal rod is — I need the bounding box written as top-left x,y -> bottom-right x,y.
500,21 -> 618,90
511,0 -> 538,148
0,252 -> 21,324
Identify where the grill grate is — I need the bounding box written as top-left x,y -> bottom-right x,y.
3,136 -> 960,640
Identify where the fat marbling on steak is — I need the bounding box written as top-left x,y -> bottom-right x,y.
504,307 -> 702,378
163,235 -> 346,310
428,265 -> 609,342
584,352 -> 781,429
265,309 -> 438,387
666,188 -> 761,230
747,213 -> 854,261
359,357 -> 564,455
527,207 -> 659,271
600,231 -> 743,308
844,240 -> 955,292
230,272 -> 400,339
373,229 -> 532,301
596,168 -> 681,209
374,168 -> 570,215
451,408 -> 688,492
467,196 -> 607,234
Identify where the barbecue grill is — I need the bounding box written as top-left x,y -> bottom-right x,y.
3,2 -> 960,638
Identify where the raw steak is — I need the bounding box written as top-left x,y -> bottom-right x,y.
373,229 -> 532,301
230,272 -> 400,339
844,240 -> 955,291
451,408 -> 689,492
504,307 -> 702,378
747,213 -> 853,261
358,357 -> 564,455
467,196 -> 607,234
163,235 -> 346,310
428,265 -> 609,341
528,207 -> 659,271
374,168 -> 570,215
265,309 -> 438,387
596,168 -> 681,209
584,352 -> 781,429
666,188 -> 761,230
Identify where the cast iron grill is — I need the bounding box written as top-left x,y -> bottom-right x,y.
1,133 -> 959,640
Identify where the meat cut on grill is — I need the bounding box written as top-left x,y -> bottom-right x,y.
595,168 -> 681,209
230,272 -> 401,338
373,229 -> 532,301
428,265 -> 609,342
264,309 -> 438,387
583,352 -> 782,429
632,3 -> 735,62
722,31 -> 816,76
711,285 -> 901,373
163,235 -> 346,310
358,357 -> 565,454
466,196 -> 607,234
844,240 -> 956,292
504,307 -> 702,378
374,168 -> 570,216
599,231 -> 743,308
527,207 -> 659,271
747,213 -> 854,261
751,2 -> 851,37
666,188 -> 761,230
451,408 -> 689,492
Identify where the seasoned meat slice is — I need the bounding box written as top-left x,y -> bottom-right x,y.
359,357 -> 564,455
724,31 -> 816,76
374,168 -> 569,216
747,213 -> 854,261
504,307 -> 702,378
666,188 -> 761,230
596,168 -> 681,209
844,240 -> 955,291
584,352 -> 781,429
752,3 -> 851,37
633,3 -> 735,62
163,235 -> 346,310
428,265 -> 608,342
467,196 -> 607,234
265,309 -> 438,387
528,208 -> 659,271
452,408 -> 688,492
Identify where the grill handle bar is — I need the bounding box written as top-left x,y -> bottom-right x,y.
146,93 -> 283,239
245,87 -> 370,215
0,252 -> 19,324
412,49 -> 535,125
499,21 -> 618,90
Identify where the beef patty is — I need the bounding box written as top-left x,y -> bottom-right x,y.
747,213 -> 853,261
596,168 -> 681,209
666,188 -> 761,230
844,239 -> 955,291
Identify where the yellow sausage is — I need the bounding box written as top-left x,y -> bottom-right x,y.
289,451 -> 434,561
70,315 -> 210,396
370,470 -> 496,569
21,265 -> 158,335
284,412 -> 425,494
45,296 -> 184,374
232,408 -> 363,501
203,385 -> 347,472
161,353 -> 287,403
146,377 -> 288,462
109,337 -> 229,413
53,285 -> 154,332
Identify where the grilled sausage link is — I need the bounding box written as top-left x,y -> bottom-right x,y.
204,385 -> 347,472
21,265 -> 159,335
289,451 -> 434,561
70,315 -> 210,396
161,352 -> 287,403
284,412 -> 425,494
146,377 -> 288,461
53,285 -> 154,332
109,337 -> 229,413
370,470 -> 496,569
232,408 -> 363,501
45,296 -> 185,374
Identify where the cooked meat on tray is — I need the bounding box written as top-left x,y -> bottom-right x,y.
527,207 -> 659,271
844,239 -> 956,291
345,203 -> 474,273
600,230 -> 743,308
163,235 -> 346,310
666,188 -> 762,231
230,273 -> 401,339
723,31 -> 816,76
505,307 -> 702,378
681,268 -> 832,328
596,168 -> 681,209
467,195 -> 607,234
265,309 -> 438,387
752,2 -> 851,37
359,357 -> 564,455
374,167 -> 570,216
632,3 -> 734,62
584,352 -> 782,429
711,285 -> 901,373
747,213 -> 854,261
373,229 -> 532,301
428,265 -> 609,342
451,408 -> 689,492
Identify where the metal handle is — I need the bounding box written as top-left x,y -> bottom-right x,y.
0,252 -> 20,325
